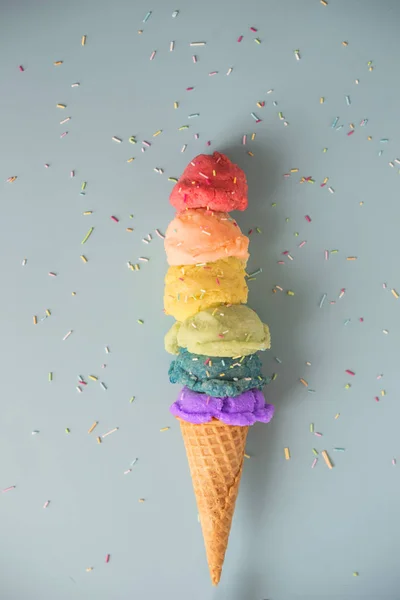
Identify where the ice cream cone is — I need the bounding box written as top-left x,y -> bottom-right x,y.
177,417 -> 249,585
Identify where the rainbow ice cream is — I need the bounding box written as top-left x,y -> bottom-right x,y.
164,152 -> 274,585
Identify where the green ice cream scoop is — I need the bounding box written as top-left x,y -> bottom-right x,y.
165,305 -> 271,357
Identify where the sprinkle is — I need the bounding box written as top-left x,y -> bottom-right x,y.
80,255 -> 88,263
102,427 -> 119,438
334,448 -> 346,452
237,35 -> 243,42
310,423 -> 314,433
319,293 -> 327,308
81,35 -> 87,46
71,82 -> 80,87
81,227 -> 94,245
57,104 -> 66,109
345,95 -> 351,105
294,49 -> 301,60
300,378 -> 308,387
335,413 -> 340,419
254,38 -> 261,44
190,42 -> 206,46
331,116 -> 339,128
321,450 -> 334,469
60,131 -> 68,138
287,290 -> 295,296
320,97 -> 325,104
226,67 -> 233,75
312,448 -> 318,456
86,567 -> 93,572
284,447 -> 290,460
2,486 -> 16,493
96,436 -> 102,444
383,329 -> 389,335
247,268 -> 262,278
391,289 -> 399,299
110,216 -> 119,223
143,11 -> 152,22
305,215 -> 312,223
43,500 -> 50,508
32,315 -> 38,325
155,229 -> 165,239
353,572 -> 359,577
48,272 -> 57,277
345,370 -> 355,376
314,432 -> 323,437
160,427 -> 170,432
137,319 -> 144,324
100,382 -> 107,391
112,136 -> 122,143
19,65 -> 24,71
392,458 -> 396,466
328,186 -> 335,193
89,375 -> 98,381
150,50 -> 156,61
172,10 -> 179,17
63,330 -> 73,341
88,422 -> 98,434
60,117 -> 71,124
311,458 -> 318,468
65,428 -> 70,434
170,41 -> 175,52
54,61 -> 63,66
48,372 -> 53,382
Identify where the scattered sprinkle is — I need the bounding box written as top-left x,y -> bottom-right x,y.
321,450 -> 334,469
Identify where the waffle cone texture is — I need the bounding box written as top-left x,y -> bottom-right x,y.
177,417 -> 249,585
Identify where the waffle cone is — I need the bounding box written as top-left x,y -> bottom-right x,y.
177,417 -> 249,586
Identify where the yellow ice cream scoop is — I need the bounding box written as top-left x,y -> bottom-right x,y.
164,257 -> 248,321
165,304 -> 271,357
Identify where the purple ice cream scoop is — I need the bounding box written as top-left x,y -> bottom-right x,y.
170,386 -> 274,426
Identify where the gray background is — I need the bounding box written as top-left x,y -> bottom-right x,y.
1,1 -> 400,599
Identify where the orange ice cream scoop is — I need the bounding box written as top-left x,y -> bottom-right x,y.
169,152 -> 248,212
164,209 -> 249,266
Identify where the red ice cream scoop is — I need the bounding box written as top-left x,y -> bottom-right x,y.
169,151 -> 248,212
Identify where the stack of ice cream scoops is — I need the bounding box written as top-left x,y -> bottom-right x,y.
164,152 -> 274,585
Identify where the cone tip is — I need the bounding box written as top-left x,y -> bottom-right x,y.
211,569 -> 221,586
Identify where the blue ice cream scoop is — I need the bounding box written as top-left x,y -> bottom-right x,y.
168,348 -> 269,398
